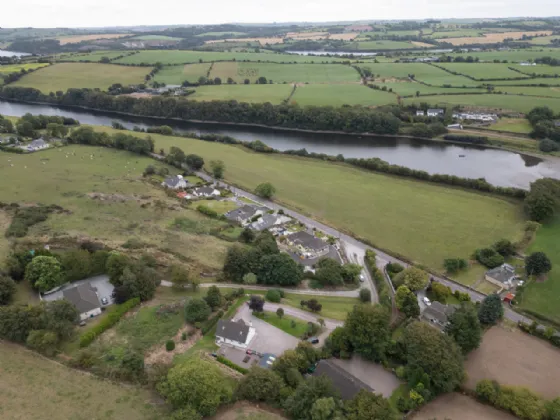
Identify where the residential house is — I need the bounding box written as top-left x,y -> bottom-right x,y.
192,186 -> 221,198
26,138 -> 49,152
287,231 -> 329,258
63,282 -> 102,321
416,110 -> 425,116
427,109 -> 444,117
421,301 -> 456,330
161,174 -> 188,190
485,263 -> 517,291
225,205 -> 268,225
311,360 -> 374,400
248,213 -> 291,231
215,319 -> 256,349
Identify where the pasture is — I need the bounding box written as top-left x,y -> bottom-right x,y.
209,62 -> 360,84
511,64 -> 560,76
364,62 -> 478,86
488,118 -> 533,133
499,86 -> 560,98
522,35 -> 560,45
0,342 -> 162,419
12,63 -> 150,92
189,84 -> 292,104
54,33 -> 128,45
0,62 -> 49,74
95,127 -> 527,270
465,327 -> 560,399
374,81 -> 486,96
491,77 -> 560,86
426,29 -> 484,38
439,30 -> 553,45
152,63 -> 211,84
403,93 -> 560,113
290,84 -> 398,106
61,50 -> 131,62
436,63 -> 527,80
444,49 -> 560,63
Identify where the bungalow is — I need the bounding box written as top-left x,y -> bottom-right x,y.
485,263 -> 517,291
215,319 -> 256,349
248,213 -> 291,231
427,109 -> 444,117
287,231 -> 329,258
161,174 -> 188,190
421,301 -> 456,330
26,138 -> 49,152
416,110 -> 425,116
192,186 -> 221,198
63,282 -> 102,321
225,205 -> 267,225
311,360 -> 373,400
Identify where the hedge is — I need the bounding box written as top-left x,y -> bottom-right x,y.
364,250 -> 392,309
201,310 -> 224,335
443,134 -> 489,145
518,321 -> 560,348
197,204 -> 219,219
79,298 -> 140,347
216,355 -> 249,374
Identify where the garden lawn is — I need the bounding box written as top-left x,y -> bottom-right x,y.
436,63 -> 527,80
404,93 -> 560,113
488,118 -> 533,134
518,216 -> 560,324
290,84 -> 397,107
190,84 -> 292,104
0,342 -> 162,419
196,199 -> 239,214
153,63 -> 211,85
12,63 -> 151,92
261,311 -> 310,338
92,126 -> 527,271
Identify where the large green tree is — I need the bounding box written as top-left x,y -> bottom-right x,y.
236,367 -> 284,403
525,251 -> 552,276
25,256 -> 64,292
0,276 -> 16,305
204,286 -> 223,310
284,375 -> 339,420
209,160 -> 225,179
315,257 -> 344,286
345,304 -> 390,362
393,267 -> 429,292
478,293 -> 504,325
254,230 -> 279,255
445,303 -> 482,354
254,182 -> 276,199
257,253 -> 303,286
184,298 -> 211,324
345,390 -> 397,420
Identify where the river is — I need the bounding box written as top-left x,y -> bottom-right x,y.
0,99 -> 558,189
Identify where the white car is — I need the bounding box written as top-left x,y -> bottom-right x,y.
359,274 -> 365,282
423,297 -> 431,306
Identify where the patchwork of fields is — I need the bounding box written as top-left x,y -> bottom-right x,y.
189,84 -> 293,104
363,62 -> 478,86
153,63 -> 211,84
435,63 -> 529,80
290,84 -> 398,106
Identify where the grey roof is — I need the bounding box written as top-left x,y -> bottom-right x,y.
29,138 -> 47,148
163,175 -> 186,187
225,204 -> 266,222
250,214 -> 278,231
63,282 -> 100,314
427,108 -> 444,113
289,231 -> 327,251
216,319 -> 250,343
422,301 -> 456,326
312,360 -> 373,400
194,186 -> 217,195
486,264 -> 516,285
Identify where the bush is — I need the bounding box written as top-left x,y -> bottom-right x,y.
265,289 -> 282,303
166,340 -> 176,351
539,139 -> 559,153
184,298 -> 212,324
475,248 -> 504,268
181,332 -> 187,341
359,288 -> 371,302
443,258 -> 468,273
196,205 -> 218,218
79,298 -> 140,347
216,355 -> 249,374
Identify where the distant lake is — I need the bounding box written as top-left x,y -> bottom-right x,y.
0,50 -> 31,57
286,51 -> 378,56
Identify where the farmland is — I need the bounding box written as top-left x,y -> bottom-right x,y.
491,77 -> 560,86
91,126 -> 526,270
343,40 -> 419,50
12,63 -> 150,92
465,327 -> 560,399
488,118 -> 533,133
412,393 -> 516,420
499,86 -> 560,98
374,81 -> 486,96
209,62 -> 360,84
54,33 -> 128,45
441,49 -> 560,62
0,62 -> 49,74
435,63 -> 528,80
0,342 -> 162,419
153,63 -> 211,84
521,35 -> 560,45
130,35 -> 182,41
363,62 -> 478,86
439,30 -> 553,45
290,84 -> 398,106
425,29 -> 485,38
61,50 -> 132,62
189,84 -> 293,104
511,64 -> 560,76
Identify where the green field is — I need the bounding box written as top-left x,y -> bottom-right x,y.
261,311 -> 311,338
343,40 -> 418,50
61,50 -> 130,62
436,63 -> 528,80
443,49 -> 560,63
488,118 -> 533,133
374,81 -> 486,96
153,63 -> 211,84
510,65 -> 560,76
490,77 -> 560,86
0,62 -> 49,74
290,84 -> 397,106
521,35 -> 560,45
499,86 -> 560,98
363,62 -> 478,86
0,145 -> 229,272
12,62 -> 150,92
209,62 -> 360,84
196,31 -> 247,37
131,35 -> 182,41
0,342 -> 162,419
404,93 -> 560,113
190,84 -> 293,104
426,29 -> 484,39
519,217 -> 560,324
90,126 -> 526,270
114,50 -> 350,65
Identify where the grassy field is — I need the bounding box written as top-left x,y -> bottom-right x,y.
364,62 -> 478,86
91,126 -> 526,270
114,50 -> 350,65
12,63 -> 150,92
343,40 -> 418,50
190,84 -> 292,104
0,62 -> 49,74
0,145 -> 229,272
442,49 -> 560,63
520,35 -> 560,45
209,62 -> 360,84
152,63 -> 211,84
261,311 -> 310,338
131,35 -> 182,41
196,199 -> 239,214
374,81 -> 486,96
439,31 -> 553,46
404,93 -> 560,113
55,33 -> 128,45
488,118 -> 533,134
0,342 -> 162,419
61,51 -> 130,62
436,63 -> 527,80
499,86 -> 560,98
491,77 -> 560,86
510,64 -> 560,76
518,216 -> 560,324
290,84 -> 397,107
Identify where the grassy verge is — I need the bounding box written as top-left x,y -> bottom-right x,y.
260,311 -> 311,338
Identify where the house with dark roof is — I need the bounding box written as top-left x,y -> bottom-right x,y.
421,301 -> 457,330
161,174 -> 188,190
63,282 -> 102,321
192,186 -> 221,198
225,205 -> 267,225
249,213 -> 291,231
312,360 -> 374,400
26,138 -> 49,152
485,263 -> 517,291
287,231 -> 329,258
216,319 -> 256,349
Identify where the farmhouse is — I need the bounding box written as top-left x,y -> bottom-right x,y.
63,282 -> 102,321
287,231 -> 329,258
192,186 -> 221,198
416,110 -> 425,116
427,109 -> 444,117
421,301 -> 456,330
225,204 -> 268,225
216,318 -> 256,349
249,213 -> 291,231
485,263 -> 517,290
26,138 -> 49,152
161,174 -> 188,190
311,360 -> 373,400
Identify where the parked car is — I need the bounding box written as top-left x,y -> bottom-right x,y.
101,297 -> 109,305
307,337 -> 319,344
246,349 -> 253,355
359,274 -> 365,282
423,297 -> 431,306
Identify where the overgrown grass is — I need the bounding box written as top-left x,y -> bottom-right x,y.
488,118 -> 532,134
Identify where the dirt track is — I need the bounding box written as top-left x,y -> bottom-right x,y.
465,327 -> 560,399
412,393 -> 516,420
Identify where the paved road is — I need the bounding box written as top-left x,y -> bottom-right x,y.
195,171 -> 536,326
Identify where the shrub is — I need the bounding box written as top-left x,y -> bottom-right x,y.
216,355 -> 249,374
539,139 -> 559,153
475,248 -> 504,268
181,332 -> 187,341
184,298 -> 211,324
359,288 -> 371,302
443,258 -> 468,273
265,289 -> 282,303
166,340 -> 176,351
196,204 -> 218,218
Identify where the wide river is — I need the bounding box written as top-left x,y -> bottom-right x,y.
0,99 -> 558,189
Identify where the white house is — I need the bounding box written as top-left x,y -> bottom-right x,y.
215,319 -> 256,349
26,138 -> 49,152
427,109 -> 444,117
287,231 -> 330,258
62,282 -> 102,321
416,110 -> 425,116
161,174 -> 188,190
225,205 -> 268,225
192,186 -> 221,198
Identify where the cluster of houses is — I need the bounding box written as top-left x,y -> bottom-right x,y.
162,175 -> 221,199
416,109 -> 444,117
452,112 -> 498,122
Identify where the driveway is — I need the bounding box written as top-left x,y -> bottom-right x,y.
41,275 -> 114,305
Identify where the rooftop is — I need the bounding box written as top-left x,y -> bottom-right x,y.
194,186 -> 217,195
216,318 -> 250,343
486,263 -> 516,285
288,231 -> 327,251
163,174 -> 186,187
422,301 -> 456,326
225,204 -> 267,222
312,360 -> 373,400
62,282 -> 100,314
